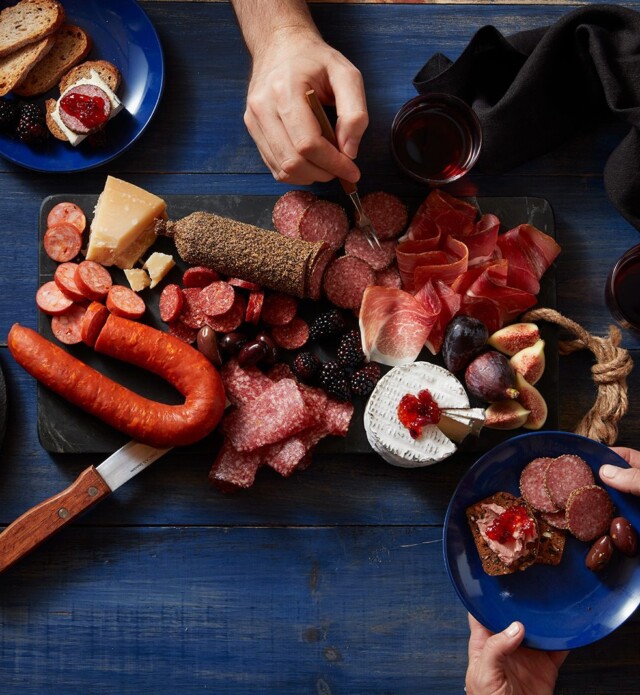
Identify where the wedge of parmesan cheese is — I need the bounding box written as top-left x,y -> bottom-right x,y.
144,252 -> 175,289
86,177 -> 167,266
124,268 -> 151,292
364,362 -> 482,467
113,225 -> 158,269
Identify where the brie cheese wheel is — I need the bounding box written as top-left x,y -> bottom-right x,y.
364,362 -> 481,468
51,69 -> 124,146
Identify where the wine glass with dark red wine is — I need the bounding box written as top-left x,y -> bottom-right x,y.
606,244 -> 640,331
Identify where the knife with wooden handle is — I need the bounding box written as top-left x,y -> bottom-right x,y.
0,440 -> 170,572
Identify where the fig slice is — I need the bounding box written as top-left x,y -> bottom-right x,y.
488,322 -> 540,356
510,339 -> 545,385
515,373 -> 548,430
484,400 -> 531,430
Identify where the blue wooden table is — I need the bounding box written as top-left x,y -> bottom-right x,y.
1,1 -> 640,693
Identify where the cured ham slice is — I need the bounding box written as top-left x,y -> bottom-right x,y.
459,295 -> 503,335
424,280 -> 462,355
396,241 -> 448,291
453,213 -> 500,266
412,236 -> 469,291
496,224 -> 561,280
359,286 -> 434,366
467,264 -> 537,323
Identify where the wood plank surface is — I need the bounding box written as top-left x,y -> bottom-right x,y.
1,1 -> 640,693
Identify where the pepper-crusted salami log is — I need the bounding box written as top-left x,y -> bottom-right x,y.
157,212 -> 326,298
8,318 -> 225,448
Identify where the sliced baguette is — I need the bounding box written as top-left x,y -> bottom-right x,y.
0,0 -> 65,58
14,24 -> 92,96
59,59 -> 121,94
466,492 -> 539,576
0,33 -> 54,96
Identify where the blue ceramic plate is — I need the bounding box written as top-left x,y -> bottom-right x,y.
0,0 -> 164,172
444,431 -> 640,650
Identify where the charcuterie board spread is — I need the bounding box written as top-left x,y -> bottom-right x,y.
34,184 -> 559,481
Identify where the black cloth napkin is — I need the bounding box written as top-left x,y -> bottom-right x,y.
413,4 -> 640,231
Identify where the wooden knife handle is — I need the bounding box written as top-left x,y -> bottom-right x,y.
305,89 -> 357,195
0,466 -> 111,573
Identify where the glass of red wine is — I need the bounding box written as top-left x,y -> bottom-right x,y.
605,244 -> 640,331
390,93 -> 482,186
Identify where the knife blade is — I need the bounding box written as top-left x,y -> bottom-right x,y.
0,440 -> 170,573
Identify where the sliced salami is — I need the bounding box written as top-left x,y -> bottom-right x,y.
178,287 -> 207,329
344,228 -> 396,271
264,437 -> 308,477
51,303 -> 86,345
182,266 -> 220,288
208,440 -> 262,492
374,265 -> 402,289
36,281 -> 74,315
245,290 -> 264,325
541,510 -> 570,531
43,223 -> 82,262
74,260 -> 112,301
159,284 -> 184,323
227,277 -> 262,291
106,285 -> 146,320
206,293 -> 245,333
261,292 -> 298,326
519,457 -> 557,513
361,191 -> 408,240
298,200 -> 349,250
305,244 -> 334,300
168,320 -> 197,344
322,255 -> 375,311
272,190 -> 317,238
54,262 -> 86,302
80,301 -> 110,347
566,485 -> 613,542
221,358 -> 274,407
223,378 -> 312,452
271,317 -> 309,350
545,454 -> 594,510
198,281 -> 236,317
47,202 -> 86,233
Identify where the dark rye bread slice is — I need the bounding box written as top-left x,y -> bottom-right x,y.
0,0 -> 64,58
14,24 -> 92,96
0,32 -> 54,95
534,515 -> 566,566
466,491 -> 540,576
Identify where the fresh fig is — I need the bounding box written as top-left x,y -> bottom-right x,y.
484,401 -> 531,430
442,316 -> 489,373
510,339 -> 545,385
515,373 -> 548,430
464,350 -> 519,402
488,322 -> 541,356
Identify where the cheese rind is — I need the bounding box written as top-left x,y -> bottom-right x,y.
86,177 -> 167,266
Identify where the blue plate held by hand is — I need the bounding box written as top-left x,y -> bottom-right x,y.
444,431 -> 640,650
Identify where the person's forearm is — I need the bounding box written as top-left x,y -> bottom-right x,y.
230,0 -> 321,57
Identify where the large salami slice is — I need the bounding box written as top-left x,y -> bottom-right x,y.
344,229 -> 396,271
220,358 -> 274,407
261,292 -> 298,326
545,454 -> 594,510
198,281 -> 236,317
272,190 -> 317,238
322,255 -> 375,311
566,485 -> 613,542
44,223 -> 82,263
519,457 -> 557,513
374,265 -> 402,289
298,200 -> 349,250
179,287 -> 207,329
208,440 -> 262,492
361,191 -> 408,240
271,317 -> 309,350
159,284 -> 184,323
205,293 -> 245,333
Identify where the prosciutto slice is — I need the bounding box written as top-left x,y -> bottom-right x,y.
424,281 -> 462,354
467,264 -> 537,323
452,213 -> 500,265
359,286 -> 434,366
496,224 -> 561,280
412,236 -> 469,291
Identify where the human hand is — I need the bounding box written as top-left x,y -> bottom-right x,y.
602,447 -> 640,495
465,614 -> 568,695
243,28 -> 368,185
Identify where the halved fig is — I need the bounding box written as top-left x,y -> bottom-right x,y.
515,373 -> 548,430
484,400 -> 530,430
510,339 -> 545,385
488,322 -> 540,356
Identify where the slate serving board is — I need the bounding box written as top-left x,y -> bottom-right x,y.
37,194 -> 558,456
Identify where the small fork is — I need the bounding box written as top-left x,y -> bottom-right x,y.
306,90 -> 382,250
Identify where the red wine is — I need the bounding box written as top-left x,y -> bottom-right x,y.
606,244 -> 640,329
391,93 -> 482,185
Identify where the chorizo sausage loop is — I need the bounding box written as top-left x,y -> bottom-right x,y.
8,314 -> 226,448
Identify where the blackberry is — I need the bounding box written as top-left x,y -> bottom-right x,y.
0,99 -> 18,132
318,361 -> 351,402
350,363 -> 381,398
308,309 -> 347,341
292,351 -> 321,384
15,102 -> 48,144
337,329 -> 365,368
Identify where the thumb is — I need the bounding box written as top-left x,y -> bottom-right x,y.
480,621 -> 526,669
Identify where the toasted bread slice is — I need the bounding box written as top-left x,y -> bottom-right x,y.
466,492 -> 539,576
14,24 -> 91,96
0,0 -> 64,58
534,515 -> 566,566
44,95 -> 64,139
59,59 -> 120,94
0,33 -> 54,96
